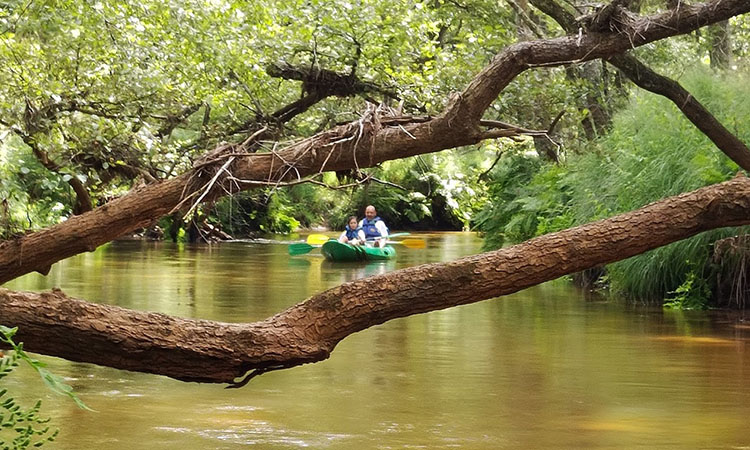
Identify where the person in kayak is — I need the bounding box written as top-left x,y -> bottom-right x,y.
359,205 -> 389,248
338,216 -> 365,245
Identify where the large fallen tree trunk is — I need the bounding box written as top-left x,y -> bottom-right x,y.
2,0 -> 748,284
3,176 -> 750,385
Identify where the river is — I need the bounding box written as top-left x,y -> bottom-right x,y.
4,232 -> 750,449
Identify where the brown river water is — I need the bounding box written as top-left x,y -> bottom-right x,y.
4,232 -> 750,449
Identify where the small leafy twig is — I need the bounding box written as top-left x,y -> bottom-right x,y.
1,325 -> 91,410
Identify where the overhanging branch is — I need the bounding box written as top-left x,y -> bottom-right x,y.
529,0 -> 750,170
3,176 -> 750,384
607,53 -> 750,170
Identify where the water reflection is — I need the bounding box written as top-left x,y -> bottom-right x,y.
4,233 -> 750,449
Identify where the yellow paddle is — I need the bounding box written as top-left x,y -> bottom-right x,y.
366,233 -> 426,249
306,234 -> 330,245
387,238 -> 426,249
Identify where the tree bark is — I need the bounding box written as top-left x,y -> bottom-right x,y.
3,176 -> 750,384
2,0 -> 748,285
1,0 -> 749,385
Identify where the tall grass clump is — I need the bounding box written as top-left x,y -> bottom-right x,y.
565,70 -> 750,302
478,69 -> 750,306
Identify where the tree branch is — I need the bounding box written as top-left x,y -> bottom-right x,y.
606,53 -> 750,170
448,0 -> 750,123
266,62 -> 399,103
3,176 -> 750,384
530,0 -> 750,170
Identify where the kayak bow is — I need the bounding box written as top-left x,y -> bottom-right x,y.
321,240 -> 396,262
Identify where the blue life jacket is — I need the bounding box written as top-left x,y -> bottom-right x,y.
361,216 -> 387,239
344,224 -> 361,241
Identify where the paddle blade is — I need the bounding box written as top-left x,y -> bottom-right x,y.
395,238 -> 426,249
289,243 -> 315,255
307,234 -> 330,245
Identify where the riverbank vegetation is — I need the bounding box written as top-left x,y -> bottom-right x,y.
476,69 -> 750,308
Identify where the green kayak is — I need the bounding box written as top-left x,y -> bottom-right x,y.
321,240 -> 396,262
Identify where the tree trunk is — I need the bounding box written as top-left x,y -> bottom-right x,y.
3,176 -> 750,384
1,0 -> 750,387
708,20 -> 732,70
579,61 -> 613,140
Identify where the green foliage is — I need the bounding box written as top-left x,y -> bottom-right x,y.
284,182 -> 338,228
360,183 -> 432,228
1,325 -> 91,449
212,191 -> 263,236
567,69 -> 750,301
473,146 -> 574,249
260,192 -> 300,234
214,189 -> 299,234
0,137 -> 71,236
0,0 -> 534,234
476,69 -> 750,304
663,270 -> 711,310
473,150 -> 540,249
334,149 -> 492,231
410,149 -> 490,230
0,327 -> 89,410
606,234 -> 714,301
0,389 -> 57,450
0,0 -> 524,233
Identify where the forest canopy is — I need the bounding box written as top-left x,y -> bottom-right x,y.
3,0 -> 748,235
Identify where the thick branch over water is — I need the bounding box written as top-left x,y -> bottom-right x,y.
606,53 -> 750,170
3,177 -> 750,384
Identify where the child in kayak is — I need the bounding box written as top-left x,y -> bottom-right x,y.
338,216 -> 365,245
